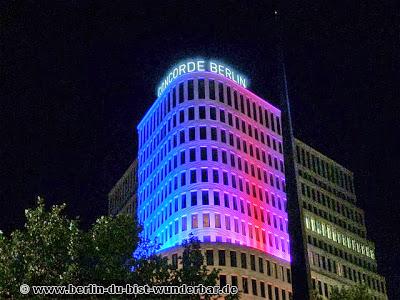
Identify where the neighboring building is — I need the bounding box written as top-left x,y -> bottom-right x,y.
108,160 -> 137,217
136,60 -> 292,299
295,139 -> 387,299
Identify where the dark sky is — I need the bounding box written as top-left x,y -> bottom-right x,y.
1,1 -> 399,298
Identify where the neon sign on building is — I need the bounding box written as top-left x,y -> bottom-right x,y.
157,59 -> 248,97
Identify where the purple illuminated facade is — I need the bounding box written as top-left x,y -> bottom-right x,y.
137,67 -> 289,261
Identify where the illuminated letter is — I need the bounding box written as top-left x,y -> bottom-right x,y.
157,87 -> 162,97
218,64 -> 225,76
225,68 -> 232,79
163,78 -> 169,89
187,61 -> 196,72
209,62 -> 218,73
197,60 -> 205,71
172,67 -> 179,79
168,72 -> 173,83
179,63 -> 186,75
239,77 -> 247,88
231,71 -> 238,83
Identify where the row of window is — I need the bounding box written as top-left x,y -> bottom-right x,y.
305,215 -> 374,259
140,150 -> 286,215
223,275 -> 290,299
295,143 -> 354,194
139,103 -> 283,181
139,140 -> 285,206
309,250 -> 385,295
152,213 -> 289,255
169,250 -> 291,298
300,179 -> 364,226
299,166 -> 355,205
139,77 -> 281,151
143,188 -> 288,237
108,163 -> 137,216
303,200 -> 366,239
200,250 -> 291,281
308,234 -> 377,273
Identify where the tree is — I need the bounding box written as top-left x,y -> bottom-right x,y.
0,198 -> 238,299
78,214 -> 140,285
173,235 -> 220,299
0,197 -> 139,297
0,197 -> 81,296
329,284 -> 374,300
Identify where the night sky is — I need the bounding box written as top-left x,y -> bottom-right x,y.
1,1 -> 399,298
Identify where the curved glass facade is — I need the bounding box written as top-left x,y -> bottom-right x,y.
137,71 -> 289,262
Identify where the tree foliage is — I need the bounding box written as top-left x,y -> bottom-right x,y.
0,198 -> 237,299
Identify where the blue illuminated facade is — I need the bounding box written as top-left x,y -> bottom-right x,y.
137,68 -> 289,262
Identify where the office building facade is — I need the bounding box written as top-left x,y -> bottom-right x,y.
108,160 -> 138,217
295,139 -> 387,299
137,64 -> 292,298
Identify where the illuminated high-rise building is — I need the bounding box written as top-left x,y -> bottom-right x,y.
294,140 -> 387,299
137,60 -> 292,299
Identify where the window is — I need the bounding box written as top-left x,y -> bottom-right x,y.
241,253 -> 247,269
210,107 -> 216,120
242,277 -> 249,294
190,148 -> 196,162
200,127 -> 207,139
182,216 -> 187,231
206,250 -> 214,265
203,213 -> 210,227
232,276 -> 238,288
224,194 -> 230,208
199,106 -> 206,119
211,127 -> 217,140
181,172 -> 186,186
189,127 -> 195,141
260,282 -> 266,298
198,79 -> 205,99
190,170 -> 197,184
218,250 -> 226,266
188,80 -> 194,100
189,107 -> 195,120
179,82 -> 184,103
181,194 -> 186,209
191,191 -> 197,206
220,109 -> 226,123
209,80 -> 215,100
213,191 -> 220,205
201,169 -> 208,182
250,255 -> 256,271
218,83 -> 224,103
230,251 -> 237,267
213,170 -> 219,184
225,215 -> 231,230
191,214 -> 198,228
215,214 -> 221,228
212,148 -> 218,161
252,279 -> 258,296
202,190 -> 209,205
219,275 -> 227,288
201,147 -> 207,160
180,150 -> 186,164
259,257 -> 264,273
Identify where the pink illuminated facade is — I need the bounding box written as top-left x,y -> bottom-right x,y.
137,63 -> 292,298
